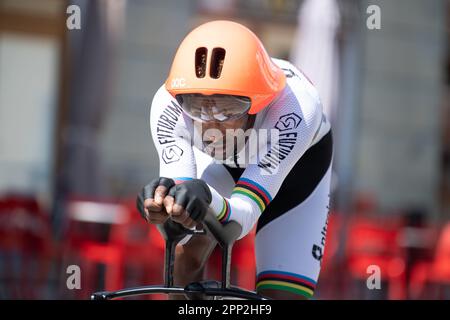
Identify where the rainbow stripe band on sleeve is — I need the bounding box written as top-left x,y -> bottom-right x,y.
231,178 -> 272,212
216,198 -> 231,223
256,270 -> 316,298
173,177 -> 193,184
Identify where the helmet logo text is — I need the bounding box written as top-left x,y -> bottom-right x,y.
171,78 -> 186,88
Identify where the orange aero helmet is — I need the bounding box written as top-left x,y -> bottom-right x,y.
165,20 -> 286,114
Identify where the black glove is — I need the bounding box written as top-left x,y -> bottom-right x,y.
136,177 -> 175,221
167,179 -> 212,222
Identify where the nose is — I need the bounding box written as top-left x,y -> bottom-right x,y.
202,122 -> 221,140
203,131 -> 219,144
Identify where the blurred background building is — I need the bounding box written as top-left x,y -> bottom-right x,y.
0,0 -> 449,299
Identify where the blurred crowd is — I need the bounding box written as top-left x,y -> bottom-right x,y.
1,192 -> 450,299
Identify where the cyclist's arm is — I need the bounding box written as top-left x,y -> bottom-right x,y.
208,84 -> 325,238
150,85 -> 197,181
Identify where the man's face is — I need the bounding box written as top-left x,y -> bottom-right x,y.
194,114 -> 252,161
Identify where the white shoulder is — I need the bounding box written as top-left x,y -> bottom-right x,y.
272,58 -> 321,107
150,84 -> 177,124
151,84 -> 173,109
269,58 -> 328,146
271,57 -> 293,70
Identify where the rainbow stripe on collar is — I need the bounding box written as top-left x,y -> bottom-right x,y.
256,270 -> 316,298
232,178 -> 272,212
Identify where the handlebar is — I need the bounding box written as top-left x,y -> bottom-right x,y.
156,208 -> 242,290
90,208 -> 265,300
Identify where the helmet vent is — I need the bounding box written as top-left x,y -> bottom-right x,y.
210,48 -> 226,79
195,47 -> 207,78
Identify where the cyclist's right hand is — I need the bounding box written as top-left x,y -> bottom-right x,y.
136,177 -> 175,224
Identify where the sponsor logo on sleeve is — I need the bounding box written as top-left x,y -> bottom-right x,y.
156,101 -> 183,145
258,113 -> 302,175
162,145 -> 183,164
274,113 -> 302,131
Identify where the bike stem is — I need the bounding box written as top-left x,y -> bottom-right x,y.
156,220 -> 191,288
221,243 -> 232,289
203,210 -> 242,289
164,239 -> 177,287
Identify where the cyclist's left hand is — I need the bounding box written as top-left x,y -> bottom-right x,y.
163,179 -> 212,229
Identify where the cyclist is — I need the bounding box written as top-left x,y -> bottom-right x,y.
137,20 -> 333,300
